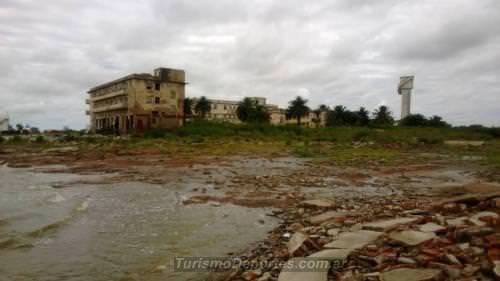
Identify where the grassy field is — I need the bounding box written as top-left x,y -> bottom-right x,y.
1,121 -> 499,168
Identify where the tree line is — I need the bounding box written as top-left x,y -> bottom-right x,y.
183,96 -> 450,128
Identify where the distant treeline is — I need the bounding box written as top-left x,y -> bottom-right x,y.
186,95 -> 490,129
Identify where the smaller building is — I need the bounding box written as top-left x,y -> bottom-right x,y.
191,97 -> 327,128
0,112 -> 9,132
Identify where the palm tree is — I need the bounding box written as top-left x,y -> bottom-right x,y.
236,97 -> 255,122
286,96 -> 310,125
372,105 -> 394,126
183,97 -> 194,124
237,97 -> 270,123
356,107 -> 370,126
194,96 -> 211,119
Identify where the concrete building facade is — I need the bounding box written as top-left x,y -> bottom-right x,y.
87,67 -> 186,134
192,97 -> 327,128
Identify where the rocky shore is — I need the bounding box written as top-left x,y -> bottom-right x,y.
223,192 -> 500,281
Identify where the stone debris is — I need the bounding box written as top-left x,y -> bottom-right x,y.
308,211 -> 346,225
363,217 -> 420,232
287,232 -> 308,256
300,199 -> 335,209
469,211 -> 498,226
388,230 -> 436,246
418,222 -> 446,233
324,230 -> 382,249
380,268 -> 442,281
228,186 -> 500,281
277,258 -> 328,281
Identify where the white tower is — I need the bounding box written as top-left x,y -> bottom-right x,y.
0,111 -> 9,132
398,76 -> 414,119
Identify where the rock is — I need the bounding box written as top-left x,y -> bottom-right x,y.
278,258 -> 329,281
469,211 -> 499,226
493,261 -> 500,278
419,222 -> 446,233
327,228 -> 340,236
446,217 -> 469,227
380,268 -> 441,281
388,230 -> 436,246
362,217 -> 420,232
288,232 -> 308,255
257,272 -> 272,281
444,254 -> 461,265
324,230 -> 382,250
308,211 -> 346,225
309,249 -> 352,260
301,199 -> 335,209
398,257 -> 417,264
242,271 -> 259,280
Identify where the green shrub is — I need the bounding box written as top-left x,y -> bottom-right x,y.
34,136 -> 45,143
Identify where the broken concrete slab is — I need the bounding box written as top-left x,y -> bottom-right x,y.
418,222 -> 446,233
288,232 -> 308,255
389,230 -> 436,246
308,211 -> 346,225
309,249 -> 352,260
380,268 -> 442,281
446,216 -> 469,227
327,228 -> 340,236
301,199 -> 335,209
278,258 -> 329,281
362,217 -> 420,232
324,230 -> 382,250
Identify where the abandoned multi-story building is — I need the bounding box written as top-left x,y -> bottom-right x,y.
86,67 -> 186,134
192,97 -> 327,127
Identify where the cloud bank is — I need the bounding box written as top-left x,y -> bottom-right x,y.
1,0 -> 499,129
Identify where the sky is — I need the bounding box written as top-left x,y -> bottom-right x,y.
1,0 -> 499,129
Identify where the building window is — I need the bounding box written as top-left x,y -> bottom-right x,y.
155,97 -> 161,104
155,83 -> 160,91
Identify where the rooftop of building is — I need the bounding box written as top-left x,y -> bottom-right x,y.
88,68 -> 186,93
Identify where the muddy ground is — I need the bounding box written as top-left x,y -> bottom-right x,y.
1,143 -> 499,281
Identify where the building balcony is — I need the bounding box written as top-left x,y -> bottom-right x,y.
85,99 -> 90,105
90,89 -> 127,102
91,101 -> 128,113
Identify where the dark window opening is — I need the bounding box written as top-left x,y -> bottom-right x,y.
155,97 -> 161,104
155,83 -> 160,90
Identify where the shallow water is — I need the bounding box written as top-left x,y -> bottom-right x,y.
0,165 -> 277,281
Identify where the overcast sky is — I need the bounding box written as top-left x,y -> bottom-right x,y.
1,0 -> 499,129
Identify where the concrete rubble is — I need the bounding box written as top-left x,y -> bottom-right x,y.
228,191 -> 500,281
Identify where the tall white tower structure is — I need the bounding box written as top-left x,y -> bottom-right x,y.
0,111 -> 9,132
398,76 -> 414,119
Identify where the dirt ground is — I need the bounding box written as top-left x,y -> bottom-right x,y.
1,143 -> 500,281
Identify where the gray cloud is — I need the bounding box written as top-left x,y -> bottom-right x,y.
0,0 -> 499,129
